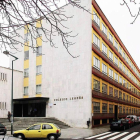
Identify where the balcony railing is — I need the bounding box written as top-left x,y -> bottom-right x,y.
92,90 -> 140,108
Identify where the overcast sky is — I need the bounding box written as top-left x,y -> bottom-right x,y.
0,0 -> 140,69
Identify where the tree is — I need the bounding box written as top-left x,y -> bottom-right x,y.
120,0 -> 140,24
0,0 -> 90,58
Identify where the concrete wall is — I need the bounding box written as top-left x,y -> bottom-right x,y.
0,66 -> 23,118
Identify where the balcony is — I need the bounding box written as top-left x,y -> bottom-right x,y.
92,90 -> 140,108
92,20 -> 140,85
92,113 -> 114,119
92,67 -> 140,100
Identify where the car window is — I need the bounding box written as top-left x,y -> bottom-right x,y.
0,123 -> 4,127
42,124 -> 53,129
53,124 -> 60,129
29,125 -> 41,130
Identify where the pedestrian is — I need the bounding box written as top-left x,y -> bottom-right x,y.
7,111 -> 11,122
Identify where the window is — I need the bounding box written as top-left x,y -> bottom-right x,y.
102,23 -> 107,35
109,51 -> 113,61
29,125 -> 41,130
93,79 -> 100,91
102,103 -> 107,113
114,57 -> 118,65
94,56 -> 100,70
93,11 -> 100,26
109,87 -> 113,96
24,51 -> 29,60
123,79 -> 125,86
119,76 -> 122,84
123,65 -> 125,73
115,73 -> 118,81
24,33 -> 29,42
123,52 -> 125,59
119,91 -> 122,99
36,65 -> 42,75
102,83 -> 107,94
24,87 -> 28,95
109,69 -> 113,78
114,41 -> 118,50
119,106 -> 122,113
36,85 -> 41,94
93,34 -> 100,48
102,43 -> 107,55
123,107 -> 125,113
109,33 -> 113,43
102,63 -> 107,75
24,69 -> 29,77
42,124 -> 52,129
114,89 -> 118,98
109,104 -> 113,113
36,28 -> 42,37
93,102 -> 100,113
36,46 -> 42,56
119,46 -> 122,55
123,93 -> 125,100
119,62 -> 122,69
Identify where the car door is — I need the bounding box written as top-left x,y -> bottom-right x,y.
41,124 -> 55,138
25,124 -> 41,138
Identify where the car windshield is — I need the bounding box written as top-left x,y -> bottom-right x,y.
112,120 -> 121,123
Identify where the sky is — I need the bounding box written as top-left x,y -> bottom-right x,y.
0,0 -> 140,68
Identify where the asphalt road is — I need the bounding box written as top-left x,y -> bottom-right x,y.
58,124 -> 140,140
82,124 -> 140,140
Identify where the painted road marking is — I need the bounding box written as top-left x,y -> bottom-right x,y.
96,132 -> 120,139
120,132 -> 139,140
108,132 -> 129,140
85,132 -> 111,139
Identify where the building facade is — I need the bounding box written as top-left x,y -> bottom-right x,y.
8,0 -> 140,128
92,1 -> 140,127
0,66 -> 23,118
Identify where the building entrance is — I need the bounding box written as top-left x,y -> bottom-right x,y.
13,97 -> 49,117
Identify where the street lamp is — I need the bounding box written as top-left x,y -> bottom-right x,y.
3,50 -> 18,135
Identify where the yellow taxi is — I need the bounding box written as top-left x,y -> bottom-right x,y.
13,123 -> 61,140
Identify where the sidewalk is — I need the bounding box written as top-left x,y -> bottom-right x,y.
5,125 -> 110,139
60,125 -> 110,139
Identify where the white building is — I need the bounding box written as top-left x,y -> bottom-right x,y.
0,66 -> 23,118
10,0 -> 92,128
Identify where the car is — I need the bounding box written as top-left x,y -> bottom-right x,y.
13,123 -> 61,140
126,115 -> 138,125
0,123 -> 7,135
125,118 -> 134,127
110,119 -> 130,131
137,116 -> 140,124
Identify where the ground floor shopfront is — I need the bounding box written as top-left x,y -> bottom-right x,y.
13,97 -> 49,117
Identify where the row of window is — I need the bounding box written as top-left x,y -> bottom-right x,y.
24,46 -> 42,60
93,34 -> 139,87
0,73 -> 7,81
93,10 -> 140,79
24,65 -> 42,77
24,85 -> 41,95
93,102 -> 140,114
24,28 -> 42,42
0,102 -> 6,110
93,79 -> 140,104
93,56 -> 140,95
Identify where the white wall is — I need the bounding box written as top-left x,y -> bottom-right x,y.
0,67 -> 23,118
41,1 -> 92,128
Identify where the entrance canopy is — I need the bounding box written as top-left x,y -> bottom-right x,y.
13,97 -> 49,104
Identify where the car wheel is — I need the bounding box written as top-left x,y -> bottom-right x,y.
17,134 -> 24,139
48,135 -> 56,140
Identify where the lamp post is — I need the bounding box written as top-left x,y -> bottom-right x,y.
3,50 -> 18,135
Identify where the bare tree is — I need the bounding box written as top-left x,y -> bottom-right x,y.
120,0 -> 140,24
0,0 -> 90,58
